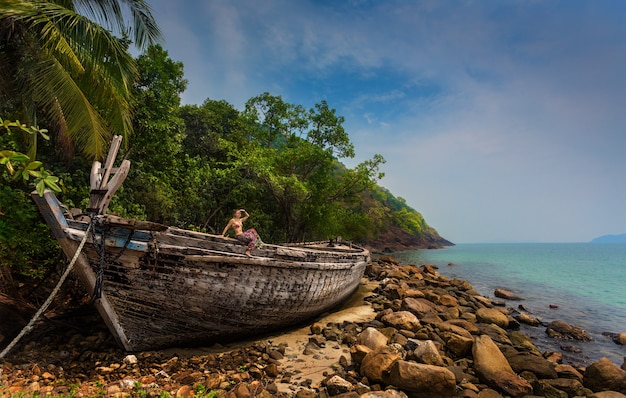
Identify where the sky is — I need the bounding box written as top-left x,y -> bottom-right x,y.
140,0 -> 626,243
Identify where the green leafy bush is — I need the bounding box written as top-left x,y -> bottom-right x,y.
0,185 -> 59,278
0,118 -> 62,195
0,118 -> 63,279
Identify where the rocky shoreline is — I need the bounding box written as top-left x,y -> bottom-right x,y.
2,255 -> 626,397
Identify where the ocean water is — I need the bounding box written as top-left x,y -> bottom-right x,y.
392,243 -> 626,367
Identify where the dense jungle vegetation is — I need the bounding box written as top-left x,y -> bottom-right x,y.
0,1 -> 447,292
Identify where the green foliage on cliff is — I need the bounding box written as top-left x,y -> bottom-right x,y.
375,188 -> 430,236
352,184 -> 442,246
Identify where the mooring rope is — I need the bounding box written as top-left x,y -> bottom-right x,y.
0,220 -> 93,359
89,215 -> 105,303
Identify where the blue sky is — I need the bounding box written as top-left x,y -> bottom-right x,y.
143,0 -> 626,243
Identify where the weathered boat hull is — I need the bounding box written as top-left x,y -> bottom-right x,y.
33,191 -> 369,351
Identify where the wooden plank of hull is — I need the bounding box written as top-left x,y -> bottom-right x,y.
32,190 -> 370,351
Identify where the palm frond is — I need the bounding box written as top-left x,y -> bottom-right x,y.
0,0 -> 161,159
73,0 -> 161,48
5,1 -> 86,74
31,55 -> 109,158
122,0 -> 161,48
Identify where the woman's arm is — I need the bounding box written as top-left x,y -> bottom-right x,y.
240,209 -> 250,222
221,219 -> 233,236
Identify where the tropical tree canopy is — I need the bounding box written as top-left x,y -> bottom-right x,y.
0,0 -> 161,160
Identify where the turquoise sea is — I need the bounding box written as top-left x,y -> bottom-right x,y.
393,243 -> 626,367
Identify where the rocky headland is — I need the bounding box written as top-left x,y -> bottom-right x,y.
2,255 -> 626,397
364,226 -> 454,252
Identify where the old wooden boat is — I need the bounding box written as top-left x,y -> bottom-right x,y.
32,137 -> 369,351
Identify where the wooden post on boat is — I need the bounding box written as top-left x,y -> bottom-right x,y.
87,135 -> 130,214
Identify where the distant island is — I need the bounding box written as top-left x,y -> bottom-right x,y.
590,234 -> 626,243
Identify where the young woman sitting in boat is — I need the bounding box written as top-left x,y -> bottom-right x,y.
221,209 -> 262,257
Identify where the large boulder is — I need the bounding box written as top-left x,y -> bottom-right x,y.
401,297 -> 438,317
436,321 -> 474,339
450,278 -> 474,291
604,332 -> 626,346
472,335 -> 533,396
445,319 -> 481,335
402,288 -> 425,298
589,392 -> 626,398
515,312 -> 542,326
324,375 -> 353,396
360,345 -> 403,384
494,288 -> 524,300
546,320 -> 593,341
378,255 -> 400,265
583,357 -> 626,393
384,360 -> 456,397
476,308 -> 510,329
506,352 -> 558,379
478,323 -> 512,345
443,331 -> 473,358
357,327 -> 389,351
438,294 -> 458,307
531,379 -> 578,398
350,344 -> 372,364
555,364 -> 584,381
508,331 -> 542,356
408,340 -> 444,366
540,378 -> 590,397
360,390 -> 409,398
381,311 -> 421,332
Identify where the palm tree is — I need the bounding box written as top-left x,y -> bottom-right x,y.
0,0 -> 161,159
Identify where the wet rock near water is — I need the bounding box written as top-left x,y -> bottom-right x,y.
604,332 -> 626,346
494,288 -> 525,301
546,320 -> 594,342
2,256 -> 626,397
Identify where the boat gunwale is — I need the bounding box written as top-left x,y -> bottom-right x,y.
63,217 -> 369,258
64,228 -> 368,270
